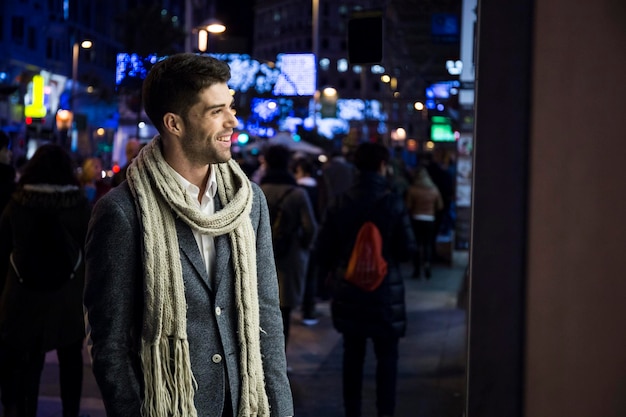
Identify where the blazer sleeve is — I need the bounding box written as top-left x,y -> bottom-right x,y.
251,184 -> 295,416
84,186 -> 144,417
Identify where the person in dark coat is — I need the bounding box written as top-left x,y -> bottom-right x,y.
0,144 -> 91,417
316,142 -> 416,417
260,145 -> 318,348
0,131 -> 15,214
292,156 -> 322,324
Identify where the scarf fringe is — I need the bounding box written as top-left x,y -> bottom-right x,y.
141,337 -> 198,417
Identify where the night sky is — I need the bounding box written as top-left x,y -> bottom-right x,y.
215,0 -> 255,43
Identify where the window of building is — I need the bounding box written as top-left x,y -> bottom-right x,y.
11,16 -> 25,45
95,2 -> 107,33
46,38 -> 53,59
81,2 -> 91,25
27,26 -> 36,50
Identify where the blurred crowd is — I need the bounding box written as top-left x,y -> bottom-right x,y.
0,129 -> 455,417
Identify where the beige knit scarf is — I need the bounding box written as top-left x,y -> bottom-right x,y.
126,136 -> 270,417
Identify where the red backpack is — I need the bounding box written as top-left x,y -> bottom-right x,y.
344,221 -> 388,291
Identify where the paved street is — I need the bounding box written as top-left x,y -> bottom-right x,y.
38,252 -> 468,417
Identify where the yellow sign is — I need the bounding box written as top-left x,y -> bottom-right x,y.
25,75 -> 47,118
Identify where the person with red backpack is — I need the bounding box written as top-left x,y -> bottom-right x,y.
315,142 -> 416,417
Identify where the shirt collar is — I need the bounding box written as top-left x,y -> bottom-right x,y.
168,164 -> 218,201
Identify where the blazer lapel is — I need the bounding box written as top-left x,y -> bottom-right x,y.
176,219 -> 212,291
174,193 -> 232,293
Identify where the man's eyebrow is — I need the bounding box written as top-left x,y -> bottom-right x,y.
205,103 -> 227,111
205,98 -> 235,111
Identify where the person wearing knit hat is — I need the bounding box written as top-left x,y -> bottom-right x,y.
83,53 -> 294,417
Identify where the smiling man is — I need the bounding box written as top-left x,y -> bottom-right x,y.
84,54 -> 294,417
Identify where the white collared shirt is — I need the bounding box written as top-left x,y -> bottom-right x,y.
169,164 -> 217,277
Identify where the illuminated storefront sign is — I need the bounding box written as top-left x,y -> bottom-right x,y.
25,75 -> 47,118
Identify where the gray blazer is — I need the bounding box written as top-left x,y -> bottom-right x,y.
84,181 -> 294,417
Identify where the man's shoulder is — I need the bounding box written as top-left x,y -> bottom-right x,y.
247,180 -> 270,212
111,166 -> 128,186
93,181 -> 134,213
250,180 -> 266,200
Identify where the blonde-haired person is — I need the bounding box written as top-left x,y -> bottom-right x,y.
405,166 -> 443,279
78,157 -> 110,206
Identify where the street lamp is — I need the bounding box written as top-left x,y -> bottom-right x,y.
69,39 -> 92,150
197,21 -> 226,53
71,40 -> 93,106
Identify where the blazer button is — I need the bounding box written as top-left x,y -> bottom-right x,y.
212,354 -> 222,363
215,306 -> 221,316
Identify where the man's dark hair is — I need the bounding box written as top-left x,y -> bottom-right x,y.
293,157 -> 314,176
264,145 -> 291,170
142,53 -> 231,133
353,142 -> 389,172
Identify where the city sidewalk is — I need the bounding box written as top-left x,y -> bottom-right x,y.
37,252 -> 468,417
287,252 -> 468,417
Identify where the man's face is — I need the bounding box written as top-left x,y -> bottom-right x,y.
180,82 -> 237,166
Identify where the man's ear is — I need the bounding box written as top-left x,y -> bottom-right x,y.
163,113 -> 183,137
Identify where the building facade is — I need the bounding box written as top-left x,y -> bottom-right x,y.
252,0 -> 462,146
0,0 -> 194,162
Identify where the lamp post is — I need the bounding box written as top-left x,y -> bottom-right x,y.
71,40 -> 93,109
69,39 -> 92,151
312,0 -> 319,132
197,21 -> 226,53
